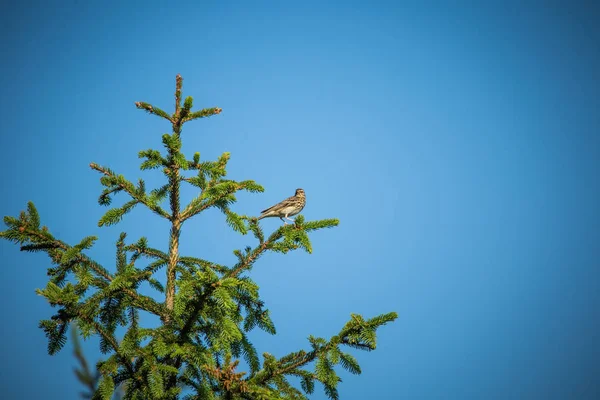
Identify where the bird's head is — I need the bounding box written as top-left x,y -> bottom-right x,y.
295,188 -> 305,197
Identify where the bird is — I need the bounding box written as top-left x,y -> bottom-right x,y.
257,188 -> 306,224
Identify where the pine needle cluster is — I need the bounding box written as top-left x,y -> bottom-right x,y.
0,75 -> 396,400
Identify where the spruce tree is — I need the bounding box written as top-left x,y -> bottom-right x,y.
1,75 -> 396,400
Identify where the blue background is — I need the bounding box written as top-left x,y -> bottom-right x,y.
1,1 -> 599,399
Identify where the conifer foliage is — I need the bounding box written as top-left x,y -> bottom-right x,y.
1,75 -> 397,399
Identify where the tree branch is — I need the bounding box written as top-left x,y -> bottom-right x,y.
90,163 -> 171,220
134,101 -> 173,122
125,244 -> 169,261
23,228 -> 168,319
227,241 -> 272,278
182,107 -> 222,123
80,314 -> 135,376
252,349 -> 321,385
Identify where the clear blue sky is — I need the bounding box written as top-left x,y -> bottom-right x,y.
1,1 -> 599,399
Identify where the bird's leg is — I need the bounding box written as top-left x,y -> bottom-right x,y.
280,216 -> 287,225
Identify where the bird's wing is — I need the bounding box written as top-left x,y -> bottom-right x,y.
260,196 -> 296,214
